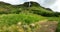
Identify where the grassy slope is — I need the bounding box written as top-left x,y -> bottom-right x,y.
0,12 -> 46,32
0,2 -> 60,32
0,2 -> 53,14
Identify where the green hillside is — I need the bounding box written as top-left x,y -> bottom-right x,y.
0,2 -> 60,32
0,2 -> 59,17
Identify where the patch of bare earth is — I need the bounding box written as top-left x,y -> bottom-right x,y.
35,20 -> 58,32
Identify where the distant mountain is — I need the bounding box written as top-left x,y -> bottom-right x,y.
0,2 -> 11,5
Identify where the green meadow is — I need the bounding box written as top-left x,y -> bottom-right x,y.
0,2 -> 60,32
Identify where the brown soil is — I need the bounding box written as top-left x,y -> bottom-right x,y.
35,20 -> 58,32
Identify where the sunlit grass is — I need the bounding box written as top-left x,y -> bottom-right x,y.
0,13 -> 46,32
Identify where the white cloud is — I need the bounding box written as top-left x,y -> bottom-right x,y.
38,0 -> 56,8
0,0 -> 28,5
28,0 -> 37,1
49,0 -> 60,12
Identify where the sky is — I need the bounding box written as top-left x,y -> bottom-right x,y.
0,0 -> 60,12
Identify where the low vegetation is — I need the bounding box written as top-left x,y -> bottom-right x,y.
0,2 -> 60,32
0,12 -> 46,32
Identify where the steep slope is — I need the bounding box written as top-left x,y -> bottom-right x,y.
22,1 -> 59,17
0,2 -> 59,17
